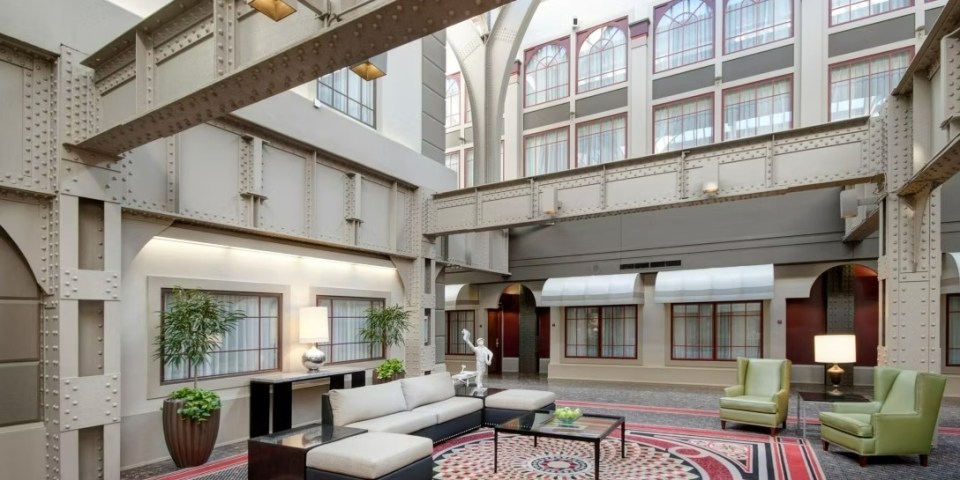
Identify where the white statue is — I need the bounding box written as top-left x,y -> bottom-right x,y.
462,329 -> 493,390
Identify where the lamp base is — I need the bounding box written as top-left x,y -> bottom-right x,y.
302,343 -> 326,371
826,363 -> 845,397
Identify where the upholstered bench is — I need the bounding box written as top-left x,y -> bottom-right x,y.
305,432 -> 433,480
483,389 -> 557,426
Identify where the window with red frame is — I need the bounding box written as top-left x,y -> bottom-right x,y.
829,49 -> 911,121
446,75 -> 461,128
565,306 -> 637,358
723,76 -> 792,140
654,95 -> 714,153
576,115 -> 627,167
577,22 -> 628,93
655,0 -> 715,73
830,0 -> 912,26
524,128 -> 569,176
724,0 -> 792,54
947,295 -> 960,365
671,301 -> 762,360
525,41 -> 569,107
446,310 -> 476,355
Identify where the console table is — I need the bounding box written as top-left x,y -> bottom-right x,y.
249,367 -> 368,437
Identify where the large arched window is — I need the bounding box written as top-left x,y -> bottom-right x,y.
525,42 -> 569,107
446,74 -> 461,128
654,0 -> 715,73
724,0 -> 792,54
577,23 -> 628,93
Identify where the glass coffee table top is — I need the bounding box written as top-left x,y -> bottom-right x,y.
798,390 -> 869,403
497,411 -> 623,439
250,423 -> 366,449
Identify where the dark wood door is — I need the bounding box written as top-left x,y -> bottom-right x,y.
486,309 -> 502,374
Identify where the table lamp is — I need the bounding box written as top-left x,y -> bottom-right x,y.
814,334 -> 856,397
300,306 -> 329,371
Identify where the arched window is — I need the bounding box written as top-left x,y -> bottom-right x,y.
446,75 -> 461,128
525,42 -> 569,107
654,0 -> 714,73
724,0 -> 792,54
577,24 -> 627,93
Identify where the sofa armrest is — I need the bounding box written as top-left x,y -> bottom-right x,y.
873,412 -> 934,454
831,402 -> 881,414
723,385 -> 744,397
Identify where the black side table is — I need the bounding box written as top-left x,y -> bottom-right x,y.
248,423 -> 367,480
249,367 -> 367,437
796,390 -> 870,437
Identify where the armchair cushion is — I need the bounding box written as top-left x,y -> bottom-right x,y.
743,359 -> 785,397
879,370 -> 917,414
819,412 -> 873,437
719,395 -> 778,414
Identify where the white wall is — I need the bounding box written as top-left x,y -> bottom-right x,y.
119,219 -> 404,468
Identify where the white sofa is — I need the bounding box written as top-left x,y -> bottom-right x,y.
320,372 -> 483,443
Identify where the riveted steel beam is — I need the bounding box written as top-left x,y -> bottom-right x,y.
427,117 -> 880,235
897,132 -> 960,196
76,0 -> 514,156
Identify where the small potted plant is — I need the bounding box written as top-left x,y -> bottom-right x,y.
374,358 -> 406,383
358,304 -> 411,384
154,287 -> 245,467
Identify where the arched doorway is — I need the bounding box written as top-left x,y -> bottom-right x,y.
0,226 -> 42,428
487,284 -> 549,375
786,264 -> 879,372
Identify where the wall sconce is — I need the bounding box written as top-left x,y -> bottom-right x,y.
299,306 -> 330,371
249,0 -> 335,22
350,53 -> 387,81
702,181 -> 719,196
248,0 -> 297,21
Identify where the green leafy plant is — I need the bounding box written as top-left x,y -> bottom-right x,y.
169,387 -> 222,421
375,358 -> 406,380
358,304 -> 411,352
359,305 -> 411,382
154,287 -> 246,420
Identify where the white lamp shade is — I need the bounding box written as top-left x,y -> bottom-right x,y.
299,306 -> 329,343
814,334 -> 857,363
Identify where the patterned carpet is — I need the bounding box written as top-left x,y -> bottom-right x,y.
145,423 -> 823,479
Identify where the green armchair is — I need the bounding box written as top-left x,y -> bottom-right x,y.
819,367 -> 946,467
720,358 -> 791,436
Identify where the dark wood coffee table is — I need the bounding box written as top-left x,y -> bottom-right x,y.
494,411 -> 625,479
248,423 -> 366,480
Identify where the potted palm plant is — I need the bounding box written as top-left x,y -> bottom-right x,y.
154,287 -> 245,468
358,304 -> 411,383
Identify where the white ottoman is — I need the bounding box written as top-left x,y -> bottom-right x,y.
484,389 -> 557,426
305,432 -> 433,480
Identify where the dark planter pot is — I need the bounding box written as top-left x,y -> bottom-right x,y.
162,398 -> 221,468
373,372 -> 405,384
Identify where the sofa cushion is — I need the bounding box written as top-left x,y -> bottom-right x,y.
485,389 -> 556,411
719,395 -> 778,414
306,432 -> 432,479
346,410 -> 437,434
328,381 -> 407,426
820,412 -> 874,437
879,370 -> 917,414
400,372 -> 456,409
743,359 -> 784,397
412,396 -> 482,423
